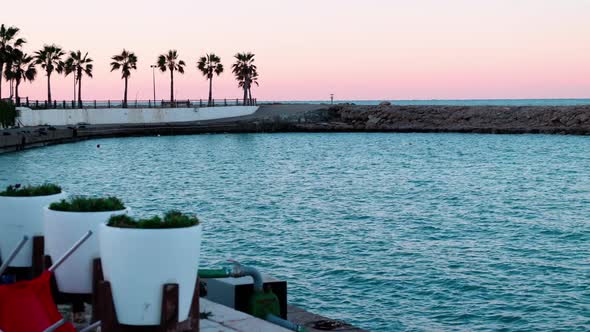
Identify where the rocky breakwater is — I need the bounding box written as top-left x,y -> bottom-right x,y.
292,103 -> 590,135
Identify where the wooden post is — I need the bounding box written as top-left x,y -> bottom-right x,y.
108,100 -> 111,108
26,97 -> 29,107
54,100 -> 57,109
189,277 -> 200,332
98,281 -> 120,332
160,284 -> 179,332
224,98 -> 227,106
92,258 -> 104,323
199,99 -> 202,107
236,98 -> 238,106
71,100 -> 74,108
94,100 -> 97,108
36,100 -> 39,108
32,236 -> 45,278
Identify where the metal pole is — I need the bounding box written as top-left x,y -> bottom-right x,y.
150,65 -> 157,101
42,318 -> 67,332
79,320 -> 102,332
0,236 -> 28,276
48,230 -> 92,272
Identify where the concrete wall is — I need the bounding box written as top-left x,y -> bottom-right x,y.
17,106 -> 259,126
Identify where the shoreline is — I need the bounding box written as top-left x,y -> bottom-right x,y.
2,103 -> 590,154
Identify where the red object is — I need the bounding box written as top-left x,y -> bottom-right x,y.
0,271 -> 75,332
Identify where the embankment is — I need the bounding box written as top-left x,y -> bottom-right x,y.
2,103 -> 590,153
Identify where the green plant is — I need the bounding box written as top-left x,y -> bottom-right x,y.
49,196 -> 125,212
0,183 -> 62,197
0,100 -> 17,128
107,210 -> 199,229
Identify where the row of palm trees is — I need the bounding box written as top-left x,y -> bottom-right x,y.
0,24 -> 259,107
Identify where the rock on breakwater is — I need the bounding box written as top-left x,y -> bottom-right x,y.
293,104 -> 590,135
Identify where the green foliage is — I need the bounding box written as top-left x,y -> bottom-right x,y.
108,210 -> 199,229
0,183 -> 62,197
49,196 -> 125,212
0,100 -> 17,128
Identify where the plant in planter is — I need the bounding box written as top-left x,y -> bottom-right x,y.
0,183 -> 65,267
43,196 -> 128,294
99,211 -> 201,325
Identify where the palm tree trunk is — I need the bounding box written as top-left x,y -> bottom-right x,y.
208,75 -> 213,106
170,70 -> 174,103
248,87 -> 252,105
0,65 -> 3,99
15,80 -> 20,106
123,77 -> 128,108
47,72 -> 52,104
242,85 -> 248,106
77,70 -> 82,108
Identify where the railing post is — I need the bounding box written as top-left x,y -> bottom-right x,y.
54,100 -> 57,109
236,98 -> 238,106
255,98 -> 257,105
135,100 -> 137,108
36,100 -> 39,108
224,98 -> 227,106
108,100 -> 111,108
71,100 -> 74,108
44,100 -> 47,109
26,97 -> 29,107
199,99 -> 202,107
63,101 -> 66,109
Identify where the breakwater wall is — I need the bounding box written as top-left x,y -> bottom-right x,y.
3,104 -> 590,154
17,106 -> 259,126
300,104 -> 590,134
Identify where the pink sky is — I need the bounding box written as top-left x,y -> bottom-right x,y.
2,0 -> 590,101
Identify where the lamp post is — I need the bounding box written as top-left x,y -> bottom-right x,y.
150,65 -> 157,102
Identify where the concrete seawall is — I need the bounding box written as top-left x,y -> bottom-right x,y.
17,106 -> 259,126
2,103 -> 590,154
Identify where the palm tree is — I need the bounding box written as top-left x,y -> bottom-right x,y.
232,52 -> 258,105
197,53 -> 223,106
0,24 -> 26,100
64,50 -> 93,108
5,49 -> 36,106
110,49 -> 138,108
34,44 -> 65,104
157,50 -> 185,103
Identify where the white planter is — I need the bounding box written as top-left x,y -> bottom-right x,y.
99,223 -> 202,325
0,192 -> 66,267
43,208 -> 128,294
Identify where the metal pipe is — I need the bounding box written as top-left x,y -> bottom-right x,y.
42,318 -> 66,332
48,231 -> 92,272
198,268 -> 231,279
79,320 -> 102,332
0,236 -> 28,276
266,314 -> 306,332
231,262 -> 263,292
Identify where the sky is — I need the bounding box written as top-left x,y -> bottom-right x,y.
2,0 -> 590,101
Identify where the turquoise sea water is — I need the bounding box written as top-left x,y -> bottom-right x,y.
266,98 -> 590,106
0,133 -> 589,331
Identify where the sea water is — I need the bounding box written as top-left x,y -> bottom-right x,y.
0,133 -> 588,331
